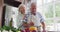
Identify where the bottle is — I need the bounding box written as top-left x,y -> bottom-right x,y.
10,18 -> 13,27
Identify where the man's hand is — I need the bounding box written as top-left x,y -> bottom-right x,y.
41,22 -> 46,32
43,29 -> 46,32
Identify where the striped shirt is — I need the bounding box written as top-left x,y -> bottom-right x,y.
25,12 -> 45,26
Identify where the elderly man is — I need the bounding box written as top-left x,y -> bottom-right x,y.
26,3 -> 46,32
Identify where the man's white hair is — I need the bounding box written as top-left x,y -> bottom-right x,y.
30,2 -> 36,8
31,0 -> 36,3
31,2 -> 36,5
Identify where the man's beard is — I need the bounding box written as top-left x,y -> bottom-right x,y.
32,12 -> 36,15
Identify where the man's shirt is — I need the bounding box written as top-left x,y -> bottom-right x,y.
26,12 -> 45,26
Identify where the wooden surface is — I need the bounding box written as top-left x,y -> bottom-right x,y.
4,0 -> 21,7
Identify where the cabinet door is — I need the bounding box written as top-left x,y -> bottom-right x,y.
0,0 -> 3,27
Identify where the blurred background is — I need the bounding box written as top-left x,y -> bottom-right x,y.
0,0 -> 60,32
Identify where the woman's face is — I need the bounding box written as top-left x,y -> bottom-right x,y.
19,6 -> 25,14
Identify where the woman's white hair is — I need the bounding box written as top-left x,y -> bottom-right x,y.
18,4 -> 26,9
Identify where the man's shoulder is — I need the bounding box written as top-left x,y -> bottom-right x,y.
36,12 -> 41,16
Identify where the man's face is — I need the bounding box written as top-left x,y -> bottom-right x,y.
19,6 -> 25,14
31,3 -> 36,14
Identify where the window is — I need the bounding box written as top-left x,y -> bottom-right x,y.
44,3 -> 53,18
37,0 -> 60,31
55,3 -> 60,17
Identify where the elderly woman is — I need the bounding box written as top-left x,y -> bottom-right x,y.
16,4 -> 29,30
17,4 -> 25,27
